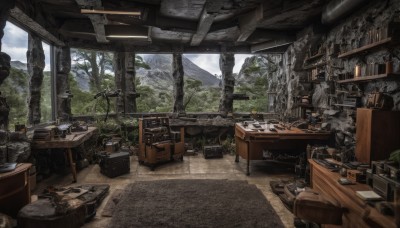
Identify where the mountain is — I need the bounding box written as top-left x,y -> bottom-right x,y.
10,55 -> 221,93
236,55 -> 282,87
136,54 -> 221,90
70,65 -> 91,92
11,61 -> 27,71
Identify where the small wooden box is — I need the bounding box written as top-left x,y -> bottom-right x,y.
347,170 -> 365,183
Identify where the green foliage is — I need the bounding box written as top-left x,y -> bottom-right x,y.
71,49 -> 114,93
0,68 -> 28,128
135,55 -> 150,70
40,71 -> 52,122
234,72 -> 269,112
221,135 -> 235,155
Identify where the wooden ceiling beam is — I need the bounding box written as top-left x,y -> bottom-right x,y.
9,7 -> 65,46
236,5 -> 263,42
251,38 -> 294,53
190,8 -> 214,46
75,0 -> 109,43
247,29 -> 296,43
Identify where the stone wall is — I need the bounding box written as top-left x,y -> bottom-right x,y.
275,0 -> 400,151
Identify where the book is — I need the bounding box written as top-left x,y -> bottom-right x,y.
356,191 -> 383,201
338,178 -> 353,185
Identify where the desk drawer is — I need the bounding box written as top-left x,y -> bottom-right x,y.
0,171 -> 27,198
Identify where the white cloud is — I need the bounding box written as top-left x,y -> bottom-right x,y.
233,54 -> 253,73
42,42 -> 51,71
2,21 -> 52,71
184,54 -> 221,76
2,22 -> 28,62
184,54 -> 254,76
1,46 -> 27,63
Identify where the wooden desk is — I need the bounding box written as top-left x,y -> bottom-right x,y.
235,123 -> 331,175
309,159 -> 395,228
0,163 -> 32,217
31,127 -> 97,182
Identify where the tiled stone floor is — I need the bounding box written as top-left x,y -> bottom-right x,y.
34,154 -> 295,228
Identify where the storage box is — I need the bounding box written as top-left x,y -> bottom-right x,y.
203,145 -> 223,159
294,191 -> 343,225
99,152 -> 130,178
105,141 -> 120,153
347,170 -> 366,183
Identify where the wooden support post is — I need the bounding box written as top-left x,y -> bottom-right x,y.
125,52 -> 137,113
66,148 -> 77,183
114,52 -> 125,114
218,53 -> 235,115
27,33 -> 45,125
172,53 -> 185,113
56,46 -> 72,121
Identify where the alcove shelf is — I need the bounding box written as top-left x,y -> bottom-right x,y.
303,61 -> 326,70
304,52 -> 325,62
337,73 -> 400,84
338,37 -> 393,58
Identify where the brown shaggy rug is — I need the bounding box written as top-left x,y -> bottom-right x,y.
109,179 -> 284,228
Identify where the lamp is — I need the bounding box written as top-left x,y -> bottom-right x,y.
81,9 -> 141,16
105,25 -> 148,39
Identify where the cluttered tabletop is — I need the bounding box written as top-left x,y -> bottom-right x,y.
30,126 -> 98,149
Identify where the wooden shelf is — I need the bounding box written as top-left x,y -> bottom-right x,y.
338,37 -> 393,58
294,103 -> 314,108
333,104 -> 356,108
337,73 -> 400,84
303,61 -> 326,70
305,52 -> 325,62
337,73 -> 400,83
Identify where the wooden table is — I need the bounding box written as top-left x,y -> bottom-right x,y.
235,122 -> 331,175
0,163 -> 32,217
31,127 -> 97,182
309,159 -> 395,227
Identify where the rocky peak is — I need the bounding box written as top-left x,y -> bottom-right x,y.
137,54 -> 221,90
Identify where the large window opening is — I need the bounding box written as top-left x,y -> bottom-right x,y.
135,54 -> 174,112
0,22 -> 28,129
233,54 -> 272,113
1,21 -> 55,128
70,49 -> 116,116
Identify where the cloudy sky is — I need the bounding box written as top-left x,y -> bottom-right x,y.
3,22 -> 51,71
2,22 -> 252,75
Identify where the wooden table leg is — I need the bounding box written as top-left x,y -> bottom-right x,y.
246,143 -> 250,176
66,148 -> 77,183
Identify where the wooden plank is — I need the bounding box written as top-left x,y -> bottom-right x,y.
338,37 -> 393,58
237,5 -> 263,42
304,52 -> 325,62
0,163 -> 31,180
303,61 -> 326,70
190,8 -> 215,46
9,8 -> 65,46
337,73 -> 400,84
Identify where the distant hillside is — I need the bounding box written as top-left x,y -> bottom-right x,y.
136,54 -> 221,91
11,60 -> 27,71
12,55 -> 221,93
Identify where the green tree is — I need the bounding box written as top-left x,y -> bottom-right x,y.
183,78 -> 202,110
71,49 -> 114,93
40,71 -> 52,122
0,68 -> 28,128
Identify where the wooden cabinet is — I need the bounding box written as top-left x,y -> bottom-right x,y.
309,159 -> 395,228
355,108 -> 400,163
138,118 -> 184,170
0,163 -> 32,217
